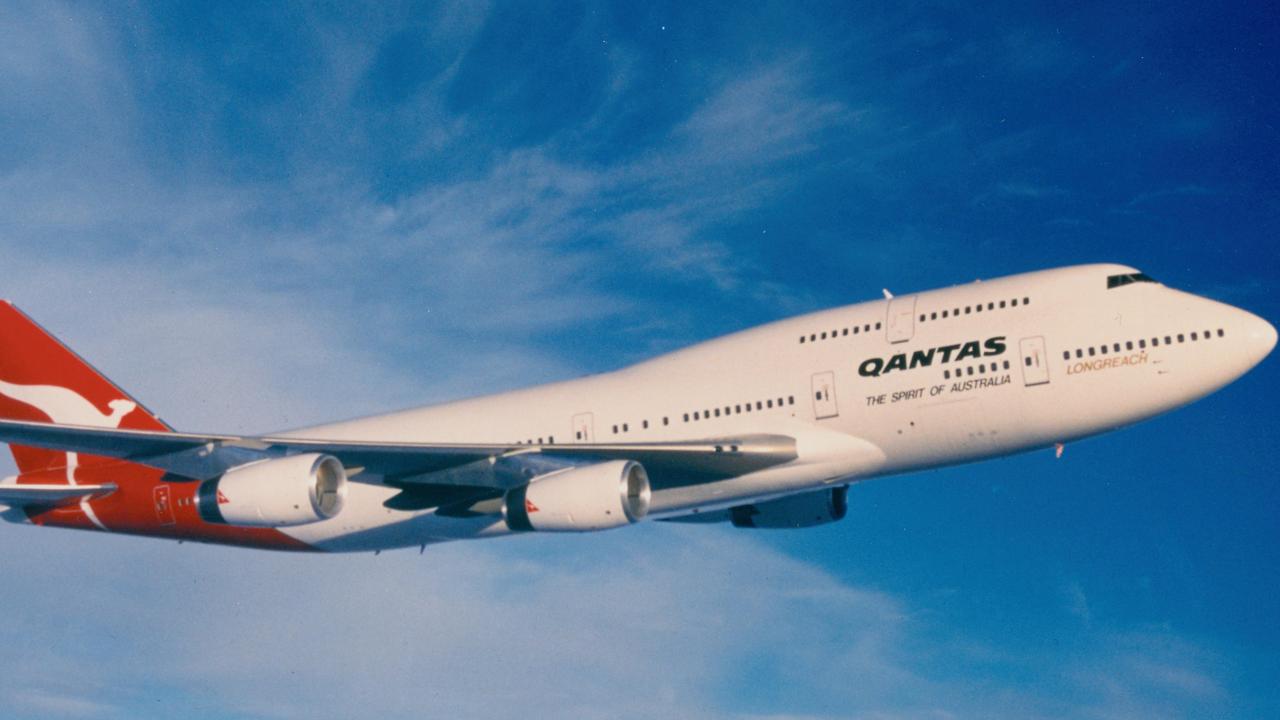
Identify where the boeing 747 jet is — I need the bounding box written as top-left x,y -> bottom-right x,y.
0,264 -> 1272,552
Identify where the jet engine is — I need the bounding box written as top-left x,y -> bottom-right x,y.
730,486 -> 848,529
504,460 -> 651,532
197,453 -> 348,528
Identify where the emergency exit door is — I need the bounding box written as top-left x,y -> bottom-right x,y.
153,485 -> 176,526
1019,336 -> 1051,386
571,412 -> 595,442
811,371 -> 839,419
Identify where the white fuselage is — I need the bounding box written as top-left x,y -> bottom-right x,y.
275,264 -> 1276,552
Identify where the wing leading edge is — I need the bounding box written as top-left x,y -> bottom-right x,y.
0,418 -> 798,487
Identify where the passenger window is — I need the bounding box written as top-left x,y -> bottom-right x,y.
576,431 -> 583,440
1003,360 -> 1011,370
1218,329 -> 1225,337
693,412 -> 699,420
642,420 -> 649,429
663,417 -> 669,426
767,399 -> 774,408
1011,298 -> 1018,307
920,314 -> 926,322
1076,349 -> 1083,358
964,306 -> 971,314
1025,357 -> 1032,366
1088,347 -> 1096,356
931,312 -> 938,320
1165,336 -> 1172,344
1100,345 -> 1108,355
1152,337 -> 1160,346
1023,297 -> 1030,304
1139,339 -> 1146,349
756,401 -> 763,410
942,310 -> 949,318
821,332 -> 827,340
1177,334 -> 1185,343
975,304 -> 983,312
788,396 -> 795,405
967,366 -> 974,376
842,328 -> 848,336
999,300 -> 1007,308
1063,351 -> 1070,360
987,302 -> 994,310
683,413 -> 690,422
622,424 -> 628,432
875,322 -> 882,330
853,326 -> 860,334
1113,343 -> 1121,353
799,336 -> 805,344
943,369 -> 950,379
735,404 -> 741,413
714,409 -> 720,417
809,334 -> 816,342
612,425 -> 618,434
1126,341 -> 1134,351
1190,332 -> 1198,341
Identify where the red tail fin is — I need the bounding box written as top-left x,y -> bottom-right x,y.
0,302 -> 170,474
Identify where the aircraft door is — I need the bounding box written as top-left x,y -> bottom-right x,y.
811,371 -> 839,419
153,485 -> 176,526
571,412 -> 595,442
1019,336 -> 1050,386
886,296 -> 917,344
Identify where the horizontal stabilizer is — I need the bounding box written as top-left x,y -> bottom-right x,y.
0,481 -> 116,508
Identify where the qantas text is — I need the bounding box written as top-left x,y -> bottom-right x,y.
858,337 -> 1008,378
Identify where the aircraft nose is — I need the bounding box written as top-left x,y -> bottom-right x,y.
1251,314 -> 1278,359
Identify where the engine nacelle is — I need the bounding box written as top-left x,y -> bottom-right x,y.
504,460 -> 651,532
198,453 -> 348,528
730,486 -> 848,529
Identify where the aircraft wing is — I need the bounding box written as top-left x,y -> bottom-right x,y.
0,418 -> 798,487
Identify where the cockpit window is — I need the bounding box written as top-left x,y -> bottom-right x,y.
1106,272 -> 1158,289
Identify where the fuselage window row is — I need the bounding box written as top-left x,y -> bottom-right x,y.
918,296 -> 1031,325
1062,328 -> 1226,361
682,395 -> 796,424
942,359 -> 1012,380
799,322 -> 881,345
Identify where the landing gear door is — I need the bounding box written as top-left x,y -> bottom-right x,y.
811,371 -> 839,420
571,412 -> 594,443
1019,336 -> 1050,386
886,296 -> 917,344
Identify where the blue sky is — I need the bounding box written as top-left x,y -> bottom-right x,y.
0,2 -> 1277,718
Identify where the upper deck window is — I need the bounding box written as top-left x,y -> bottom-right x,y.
1107,272 -> 1158,289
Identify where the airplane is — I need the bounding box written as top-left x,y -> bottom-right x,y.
0,263 -> 1272,553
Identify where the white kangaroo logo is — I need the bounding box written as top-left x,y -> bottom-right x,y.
0,378 -> 136,530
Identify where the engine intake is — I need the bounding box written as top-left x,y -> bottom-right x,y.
504,460 -> 651,532
198,453 -> 348,528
